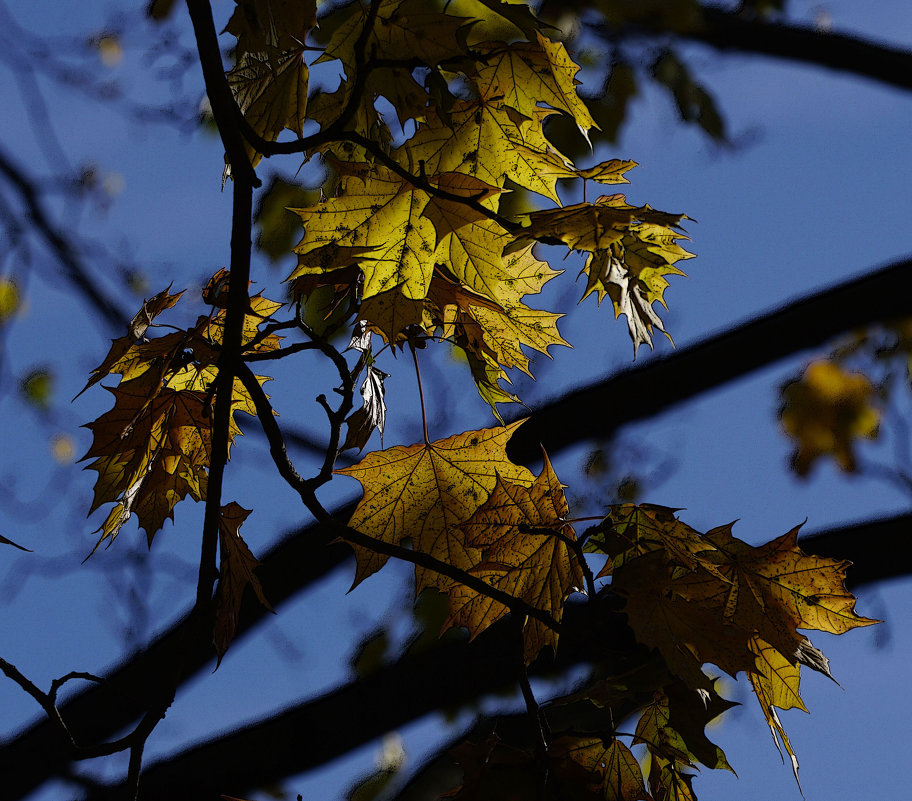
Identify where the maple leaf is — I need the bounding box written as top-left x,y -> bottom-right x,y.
672,521 -> 878,662
76,285 -> 185,398
292,162 -> 438,300
512,146 -> 637,187
448,452 -> 584,660
589,503 -> 722,580
583,250 -> 672,355
335,420 -> 534,594
80,278 -> 279,550
406,101 -> 567,202
342,364 -> 389,451
319,0 -> 471,75
551,736 -> 649,801
224,0 -> 316,168
426,252 -> 568,418
748,638 -> 804,786
213,502 -> 274,660
612,551 -> 758,689
473,34 -> 597,141
780,359 -> 880,476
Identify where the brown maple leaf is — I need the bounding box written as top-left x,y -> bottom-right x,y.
450,452 -> 584,660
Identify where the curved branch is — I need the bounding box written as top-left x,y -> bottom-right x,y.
237,361 -> 561,634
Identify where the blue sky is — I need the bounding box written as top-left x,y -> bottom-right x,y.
1,1 -> 911,799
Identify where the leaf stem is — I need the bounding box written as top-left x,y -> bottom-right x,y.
410,342 -> 430,445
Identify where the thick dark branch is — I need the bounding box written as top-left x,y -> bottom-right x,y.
4,506 -> 905,800
83,597 -> 642,801
0,513 -> 352,801
6,253 -> 912,798
592,4 -> 912,94
800,513 -> 912,590
184,0 -> 260,186
507,256 -> 912,464
693,6 -> 912,93
79,501 -> 910,801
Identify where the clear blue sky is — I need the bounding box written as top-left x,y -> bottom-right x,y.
1,1 -> 911,799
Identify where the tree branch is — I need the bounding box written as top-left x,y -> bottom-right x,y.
0,144 -> 127,331
693,6 -> 912,93
591,3 -> 912,94
3,505 -> 906,800
6,253 -> 912,798
83,596 -> 642,801
184,0 -> 260,187
507,255 -> 912,464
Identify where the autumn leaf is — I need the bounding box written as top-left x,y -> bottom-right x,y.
343,364 -> 389,450
80,277 -> 279,550
747,638 -> 804,787
780,359 -> 880,476
473,34 -> 597,141
673,521 -> 878,660
425,250 -> 568,417
448,452 -> 584,660
583,250 -> 672,355
213,502 -> 273,660
292,162 -> 438,300
551,736 -> 649,801
405,101 -> 568,202
335,420 -> 534,594
76,285 -> 185,398
612,552 -> 758,689
589,503 -> 721,580
319,0 -> 471,75
225,0 -> 316,168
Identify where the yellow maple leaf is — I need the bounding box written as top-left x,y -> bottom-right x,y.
780,359 -> 880,476
673,522 -> 878,662
747,637 -> 804,786
448,453 -> 584,660
748,636 -> 807,714
293,162 -> 438,300
406,100 -> 566,201
335,421 -> 534,592
473,34 -> 597,141
76,285 -> 185,397
225,0 -> 316,168
80,281 -> 279,551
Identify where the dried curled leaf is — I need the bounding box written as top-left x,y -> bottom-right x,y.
213,502 -> 273,660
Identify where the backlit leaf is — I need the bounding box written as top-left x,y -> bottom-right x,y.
336,420 -> 534,593
450,452 -> 584,660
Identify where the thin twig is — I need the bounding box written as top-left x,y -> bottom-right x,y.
236,362 -> 562,634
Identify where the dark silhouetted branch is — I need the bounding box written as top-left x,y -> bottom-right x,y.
507,256 -> 912,465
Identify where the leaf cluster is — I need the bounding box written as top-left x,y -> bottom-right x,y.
64,2 -> 876,799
